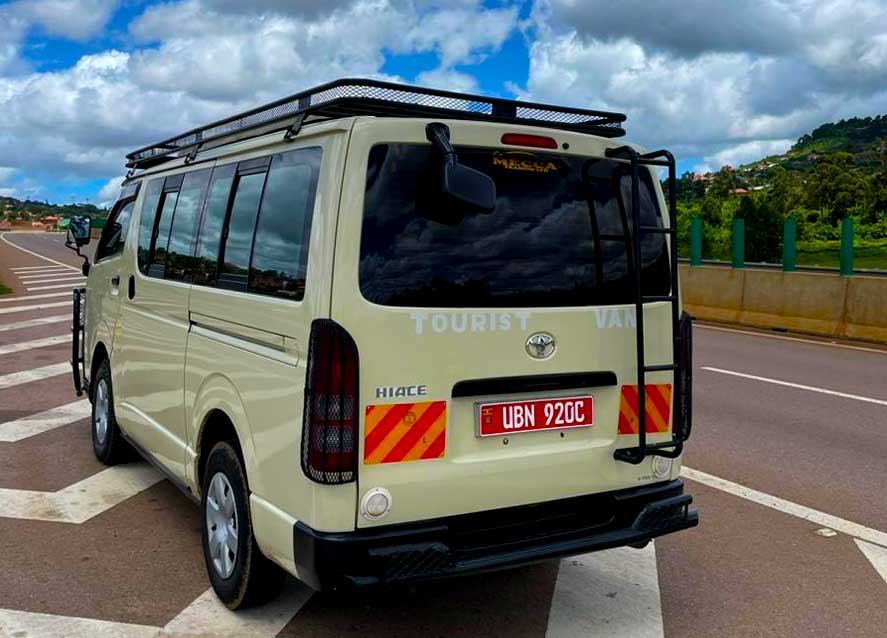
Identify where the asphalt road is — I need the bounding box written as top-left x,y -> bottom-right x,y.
1,231 -> 885,638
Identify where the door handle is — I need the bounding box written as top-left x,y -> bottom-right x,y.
111,275 -> 120,286
128,276 -> 136,300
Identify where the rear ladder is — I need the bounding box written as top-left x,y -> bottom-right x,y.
604,146 -> 690,464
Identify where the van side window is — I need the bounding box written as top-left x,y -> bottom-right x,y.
96,199 -> 135,261
193,164 -> 235,287
249,147 -> 321,300
137,178 -> 164,273
218,167 -> 267,291
165,168 -> 212,282
148,189 -> 180,278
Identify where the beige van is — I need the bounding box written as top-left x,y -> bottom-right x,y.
67,79 -> 697,608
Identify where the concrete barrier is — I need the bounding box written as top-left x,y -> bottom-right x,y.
679,264 -> 887,344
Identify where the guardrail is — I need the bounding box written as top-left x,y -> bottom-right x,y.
678,258 -> 887,278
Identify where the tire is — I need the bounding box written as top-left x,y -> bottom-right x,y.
91,358 -> 133,465
201,441 -> 285,609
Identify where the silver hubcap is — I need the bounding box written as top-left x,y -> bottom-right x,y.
94,379 -> 109,445
206,472 -> 239,579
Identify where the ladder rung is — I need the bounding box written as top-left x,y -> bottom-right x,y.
643,363 -> 678,373
639,226 -> 675,234
642,295 -> 678,302
598,234 -> 627,241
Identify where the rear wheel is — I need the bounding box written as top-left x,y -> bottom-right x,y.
201,441 -> 285,609
91,359 -> 133,465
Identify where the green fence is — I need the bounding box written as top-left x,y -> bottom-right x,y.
686,216 -> 887,274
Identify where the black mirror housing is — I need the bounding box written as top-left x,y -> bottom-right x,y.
426,122 -> 496,215
66,215 -> 92,248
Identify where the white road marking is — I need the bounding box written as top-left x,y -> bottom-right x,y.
0,315 -> 68,332
696,323 -> 887,355
0,334 -> 69,356
0,291 -> 72,303
857,539 -> 887,587
0,463 -> 163,523
546,543 -> 663,638
0,580 -> 312,638
0,400 -> 91,442
0,362 -> 70,390
164,580 -> 312,636
15,270 -> 72,278
0,233 -> 80,270
702,366 -> 887,407
27,282 -> 87,291
19,276 -> 85,284
683,467 -> 887,548
11,266 -> 74,272
0,301 -> 71,315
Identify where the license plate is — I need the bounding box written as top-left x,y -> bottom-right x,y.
478,396 -> 594,437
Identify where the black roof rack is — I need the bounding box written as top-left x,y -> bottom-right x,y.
125,78 -> 626,171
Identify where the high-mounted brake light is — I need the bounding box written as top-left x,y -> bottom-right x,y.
501,133 -> 558,149
301,320 -> 359,484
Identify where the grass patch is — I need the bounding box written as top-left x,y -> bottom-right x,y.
797,239 -> 887,270
0,282 -> 12,295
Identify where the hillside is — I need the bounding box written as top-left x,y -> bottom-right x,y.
0,195 -> 107,221
741,115 -> 887,175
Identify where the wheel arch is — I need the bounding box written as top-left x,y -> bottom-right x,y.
189,375 -> 260,497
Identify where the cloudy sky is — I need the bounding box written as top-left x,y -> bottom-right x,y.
1,0 -> 886,205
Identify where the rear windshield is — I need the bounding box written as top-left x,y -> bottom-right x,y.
359,144 -> 670,308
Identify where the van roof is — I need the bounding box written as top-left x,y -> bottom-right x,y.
125,78 -> 627,172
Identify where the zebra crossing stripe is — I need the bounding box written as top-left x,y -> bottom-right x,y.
0,362 -> 70,390
0,301 -> 71,315
0,400 -> 91,442
0,334 -> 70,356
0,315 -> 68,332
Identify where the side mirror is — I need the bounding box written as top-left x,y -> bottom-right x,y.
426,123 -> 496,214
66,215 -> 92,248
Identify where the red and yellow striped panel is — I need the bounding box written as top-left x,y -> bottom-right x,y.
363,401 -> 447,465
618,384 -> 672,435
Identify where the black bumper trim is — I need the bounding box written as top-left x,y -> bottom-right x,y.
293,479 -> 697,591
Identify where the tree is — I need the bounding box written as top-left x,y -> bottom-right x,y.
742,198 -> 783,263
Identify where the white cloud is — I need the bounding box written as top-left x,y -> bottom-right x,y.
519,0 -> 887,163
7,0 -> 120,42
703,139 -> 795,171
0,0 -> 520,193
97,175 -> 124,206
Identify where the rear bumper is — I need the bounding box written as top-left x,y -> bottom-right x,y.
293,479 -> 697,591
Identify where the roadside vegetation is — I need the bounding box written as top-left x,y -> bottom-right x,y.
0,281 -> 11,295
675,115 -> 887,269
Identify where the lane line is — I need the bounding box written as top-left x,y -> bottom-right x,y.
0,400 -> 91,442
0,580 -> 312,638
702,366 -> 887,407
0,463 -> 163,524
683,467 -> 887,548
696,323 -> 887,355
0,315 -> 68,332
546,543 -> 663,638
0,301 -> 71,316
0,334 -> 69,356
0,233 -> 80,271
856,540 -> 887,587
27,282 -> 87,291
0,362 -> 70,390
0,291 -> 72,303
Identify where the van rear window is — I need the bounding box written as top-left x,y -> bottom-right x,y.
359,144 -> 670,308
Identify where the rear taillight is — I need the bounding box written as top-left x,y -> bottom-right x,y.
675,312 -> 693,440
301,320 -> 358,484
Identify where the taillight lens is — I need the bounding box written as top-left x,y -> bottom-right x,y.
675,312 -> 693,440
301,319 -> 358,484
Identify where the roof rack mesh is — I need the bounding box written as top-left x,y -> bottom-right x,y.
126,79 -> 626,170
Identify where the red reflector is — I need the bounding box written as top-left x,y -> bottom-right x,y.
501,133 -> 558,149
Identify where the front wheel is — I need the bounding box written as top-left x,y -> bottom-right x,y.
201,441 -> 285,609
91,359 -> 133,465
